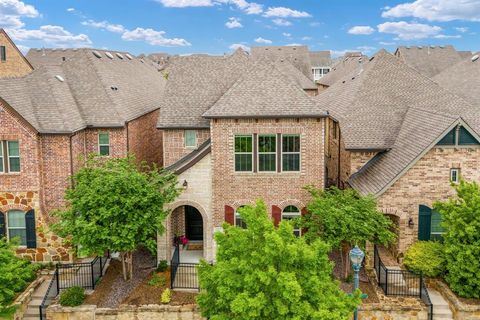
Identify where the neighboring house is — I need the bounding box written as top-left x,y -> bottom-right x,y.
0,29 -> 33,78
316,52 -> 368,91
309,50 -> 333,81
157,49 -> 327,262
394,45 -> 466,78
316,49 -> 480,257
0,48 -> 166,262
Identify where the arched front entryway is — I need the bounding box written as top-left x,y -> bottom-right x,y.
185,206 -> 203,241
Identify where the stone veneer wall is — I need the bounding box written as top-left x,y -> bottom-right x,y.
163,129 -> 210,167
210,118 -> 325,228
0,31 -> 33,78
378,146 -> 480,254
429,280 -> 480,320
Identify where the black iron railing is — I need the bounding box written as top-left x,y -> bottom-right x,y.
374,245 -> 432,320
39,270 -> 59,320
170,243 -> 200,290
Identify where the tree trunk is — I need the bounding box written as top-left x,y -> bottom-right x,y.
120,251 -> 133,281
342,242 -> 352,280
121,252 -> 127,281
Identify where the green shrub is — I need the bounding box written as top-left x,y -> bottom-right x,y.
156,260 -> 168,272
148,273 -> 166,287
59,286 -> 85,307
404,241 -> 445,277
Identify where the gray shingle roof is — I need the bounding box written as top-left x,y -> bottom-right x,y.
1,48 -> 166,133
395,45 -> 464,78
317,53 -> 368,87
309,51 -> 332,67
433,52 -> 480,106
203,59 -> 326,119
157,49 -> 250,128
316,49 -> 479,195
166,139 -> 211,174
251,46 -> 312,80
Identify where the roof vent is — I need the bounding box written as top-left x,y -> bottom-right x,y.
125,53 -> 133,60
105,52 -> 114,59
417,46 -> 423,49
430,45 -> 435,49
472,55 -> 479,62
406,46 -> 411,49
439,45 -> 445,48
55,75 -> 65,82
110,86 -> 118,91
116,52 -> 124,59
92,50 -> 102,58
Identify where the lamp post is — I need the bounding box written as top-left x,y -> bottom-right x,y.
349,245 -> 365,320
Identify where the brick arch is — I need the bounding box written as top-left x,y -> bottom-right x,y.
381,207 -> 403,219
277,199 -> 305,212
230,200 -> 256,211
168,200 -> 208,222
0,203 -> 31,213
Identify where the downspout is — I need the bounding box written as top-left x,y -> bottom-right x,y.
69,134 -> 74,178
337,128 -> 341,188
126,121 -> 130,153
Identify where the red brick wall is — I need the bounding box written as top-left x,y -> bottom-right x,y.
84,128 -> 128,157
210,118 -> 325,227
163,129 -> 210,167
128,110 -> 163,167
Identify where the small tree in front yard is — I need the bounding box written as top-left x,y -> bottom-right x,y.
0,238 -> 36,312
302,186 -> 396,279
434,180 -> 480,298
197,200 -> 360,320
51,155 -> 180,281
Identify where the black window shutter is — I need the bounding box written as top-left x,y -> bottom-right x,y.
418,205 -> 432,241
0,211 -> 5,238
25,209 -> 37,248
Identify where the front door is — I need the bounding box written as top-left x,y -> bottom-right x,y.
185,206 -> 203,241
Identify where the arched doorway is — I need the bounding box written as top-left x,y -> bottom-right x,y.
185,205 -> 203,241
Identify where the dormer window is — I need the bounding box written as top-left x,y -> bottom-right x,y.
312,67 -> 330,81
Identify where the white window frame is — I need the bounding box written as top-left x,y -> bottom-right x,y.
234,135 -> 253,173
282,206 -> 301,236
257,134 -> 277,172
450,168 -> 460,184
6,210 -> 27,247
98,132 -> 110,156
184,130 -> 197,148
7,141 -> 20,173
312,66 -> 331,81
281,134 -> 301,172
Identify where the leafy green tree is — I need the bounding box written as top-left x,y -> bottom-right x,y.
197,201 -> 360,320
51,155 -> 179,280
0,238 -> 35,312
434,180 -> 480,298
302,187 -> 396,279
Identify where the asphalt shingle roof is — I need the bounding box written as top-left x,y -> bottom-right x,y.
317,53 -> 368,87
309,51 -> 332,67
1,48 -> 166,133
251,46 -> 312,80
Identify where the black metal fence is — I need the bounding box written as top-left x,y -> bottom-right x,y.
39,256 -> 108,320
170,243 -> 200,290
374,245 -> 432,320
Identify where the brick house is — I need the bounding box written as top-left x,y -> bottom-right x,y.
157,50 -> 329,262
316,50 -> 480,258
0,48 -> 165,262
0,28 -> 33,78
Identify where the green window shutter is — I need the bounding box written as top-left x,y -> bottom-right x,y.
0,211 -> 5,239
418,205 -> 432,241
459,127 -> 480,145
25,210 -> 37,248
437,128 -> 456,146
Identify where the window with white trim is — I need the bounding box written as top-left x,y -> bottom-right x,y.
0,140 -> 20,173
282,205 -> 301,236
258,134 -> 276,172
282,134 -> 300,172
98,133 -> 110,156
7,210 -> 26,246
0,46 -> 6,62
234,135 -> 253,172
312,67 -> 330,81
450,168 -> 460,184
184,130 -> 197,148
235,206 -> 247,229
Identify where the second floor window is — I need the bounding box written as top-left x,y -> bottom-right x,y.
235,135 -> 253,172
312,67 -> 330,81
98,133 -> 110,156
0,140 -> 20,173
0,46 -> 6,62
282,135 -> 300,172
258,134 -> 276,172
185,130 -> 197,148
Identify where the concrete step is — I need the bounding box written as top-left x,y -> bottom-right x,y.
28,298 -> 44,307
24,307 -> 40,317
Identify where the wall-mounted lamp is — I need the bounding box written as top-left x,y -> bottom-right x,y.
182,180 -> 188,189
408,217 -> 415,228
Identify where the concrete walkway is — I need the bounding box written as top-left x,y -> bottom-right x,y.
23,277 -> 52,319
428,288 -> 453,319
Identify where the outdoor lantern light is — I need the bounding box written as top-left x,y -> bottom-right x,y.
349,245 -> 365,320
408,217 -> 415,228
182,180 -> 188,189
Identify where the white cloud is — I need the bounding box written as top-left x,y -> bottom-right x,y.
225,17 -> 242,28
379,41 -> 396,46
157,0 -> 214,7
254,37 -> 272,44
263,6 -> 311,18
382,0 -> 480,22
82,20 -> 126,33
272,18 -> 292,26
221,0 -> 263,14
0,0 -> 38,29
282,32 -> 291,37
286,43 -> 303,46
16,43 -> 28,53
8,25 -> 92,47
301,36 -> 312,41
66,7 -> 75,12
356,46 -> 376,54
229,43 -> 250,51
434,34 -> 461,39
348,25 -> 375,35
377,21 -> 442,40
455,27 -> 468,33
310,21 -> 321,27
157,0 -> 263,14
121,27 -> 191,47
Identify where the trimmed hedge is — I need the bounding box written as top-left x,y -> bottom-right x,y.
404,241 -> 445,277
59,286 -> 85,307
